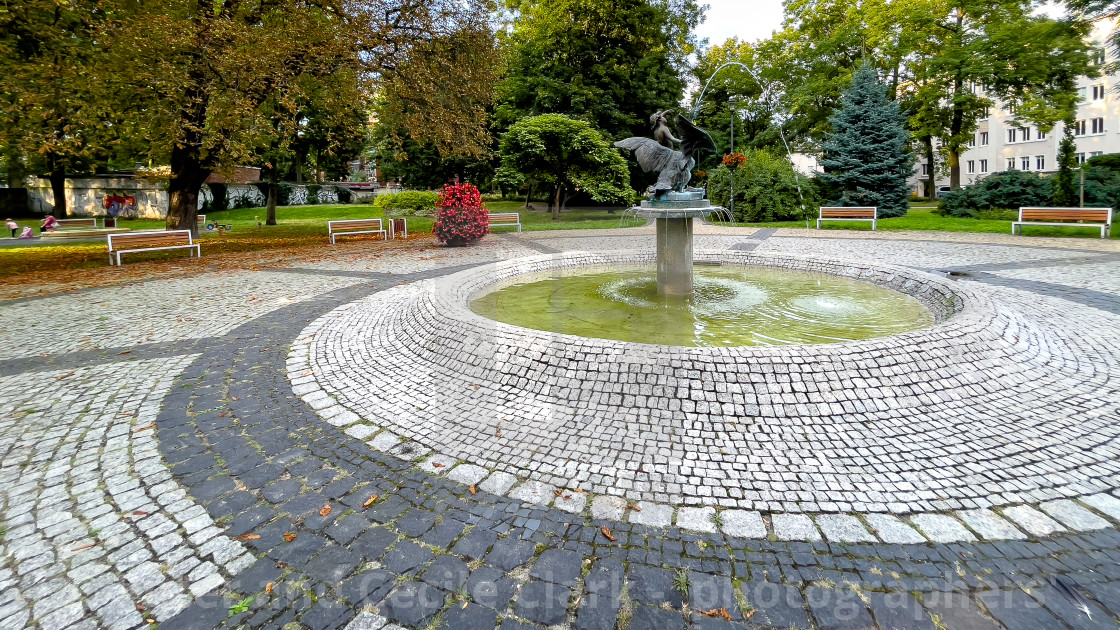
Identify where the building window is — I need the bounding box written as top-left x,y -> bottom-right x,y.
1091,151 -> 1104,158
968,136 -> 975,148
921,163 -> 929,175
1093,84 -> 1106,100
1007,158 -> 1016,170
1076,152 -> 1086,164
1038,130 -> 1047,141
981,107 -> 990,118
1092,47 -> 1106,66
1008,128 -> 1017,143
1036,155 -> 1045,170
1020,127 -> 1031,141
980,131 -> 989,146
1021,156 -> 1031,170
1007,103 -> 1017,114
1092,117 -> 1105,134
1079,86 -> 1088,101
1075,120 -> 1087,136
980,159 -> 988,173
967,160 -> 975,174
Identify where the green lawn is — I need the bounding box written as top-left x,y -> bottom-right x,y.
717,204 -> 1118,239
200,201 -> 639,234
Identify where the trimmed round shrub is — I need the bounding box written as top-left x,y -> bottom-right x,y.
708,149 -> 818,222
938,170 -> 1052,217
434,183 -> 488,246
374,190 -> 440,216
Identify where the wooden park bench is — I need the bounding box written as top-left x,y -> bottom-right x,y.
817,207 -> 877,230
198,214 -> 206,227
488,212 -> 522,232
107,230 -> 200,265
1013,207 -> 1113,239
328,219 -> 386,244
56,218 -> 100,229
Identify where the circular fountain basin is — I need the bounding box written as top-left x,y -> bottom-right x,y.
470,264 -> 934,347
292,249 -> 1120,512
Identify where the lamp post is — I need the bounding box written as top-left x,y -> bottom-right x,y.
729,97 -> 737,221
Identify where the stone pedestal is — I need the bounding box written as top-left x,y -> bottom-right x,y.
635,198 -> 719,296
655,217 -> 693,295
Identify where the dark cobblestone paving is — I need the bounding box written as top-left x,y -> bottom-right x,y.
137,264 -> 1120,630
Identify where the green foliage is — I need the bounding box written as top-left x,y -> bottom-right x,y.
1086,153 -> 1120,173
374,191 -> 441,216
1080,165 -> 1120,209
707,151 -> 817,222
306,184 -> 322,205
229,594 -> 257,617
372,131 -> 496,191
938,170 -> 1053,217
335,186 -> 352,204
499,114 -> 633,219
495,0 -> 700,141
819,65 -> 913,218
1053,121 -> 1078,206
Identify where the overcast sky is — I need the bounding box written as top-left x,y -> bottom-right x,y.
691,0 -> 1069,50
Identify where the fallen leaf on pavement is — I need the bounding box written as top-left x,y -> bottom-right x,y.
699,608 -> 732,621
265,582 -> 273,594
362,494 -> 378,508
600,526 -> 617,542
745,610 -> 756,619
319,504 -> 332,517
71,543 -> 96,552
432,462 -> 445,468
283,532 -> 297,542
235,533 -> 261,541
469,485 -> 476,495
461,602 -> 469,610
626,504 -> 642,512
134,423 -> 155,432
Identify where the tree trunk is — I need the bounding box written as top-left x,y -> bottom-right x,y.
552,184 -> 563,220
524,182 -> 533,209
167,142 -> 210,237
48,163 -> 67,219
924,137 -> 935,198
295,153 -> 303,184
266,176 -> 278,226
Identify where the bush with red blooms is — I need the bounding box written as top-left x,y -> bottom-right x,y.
722,152 -> 746,168
433,183 -> 489,246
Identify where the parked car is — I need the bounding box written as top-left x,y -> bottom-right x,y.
935,186 -> 952,198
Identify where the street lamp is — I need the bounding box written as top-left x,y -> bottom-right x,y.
729,97 -> 737,221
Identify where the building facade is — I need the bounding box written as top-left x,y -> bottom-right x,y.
915,19 -> 1119,195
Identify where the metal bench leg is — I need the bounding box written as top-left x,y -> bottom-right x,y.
816,219 -> 822,229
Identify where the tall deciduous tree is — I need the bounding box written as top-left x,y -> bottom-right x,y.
0,0 -> 108,216
101,0 -> 499,235
495,0 -> 703,141
499,114 -> 632,218
819,65 -> 914,217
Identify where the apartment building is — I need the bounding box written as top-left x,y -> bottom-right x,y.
914,19 -> 1118,195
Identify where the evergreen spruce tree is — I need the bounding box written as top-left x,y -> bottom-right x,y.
819,64 -> 914,217
1053,118 -> 1079,206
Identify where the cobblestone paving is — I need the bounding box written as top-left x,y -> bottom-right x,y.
2,230 -> 1120,630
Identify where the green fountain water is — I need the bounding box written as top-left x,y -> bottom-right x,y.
471,264 -> 933,347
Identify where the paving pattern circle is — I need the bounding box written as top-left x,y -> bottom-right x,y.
4,229 -> 1120,630
298,249 -> 1120,515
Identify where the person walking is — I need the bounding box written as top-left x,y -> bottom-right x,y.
5,218 -> 17,238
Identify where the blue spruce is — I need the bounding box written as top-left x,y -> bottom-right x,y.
819,64 -> 914,218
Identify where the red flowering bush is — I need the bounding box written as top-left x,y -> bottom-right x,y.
433,183 -> 489,246
722,152 -> 746,168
